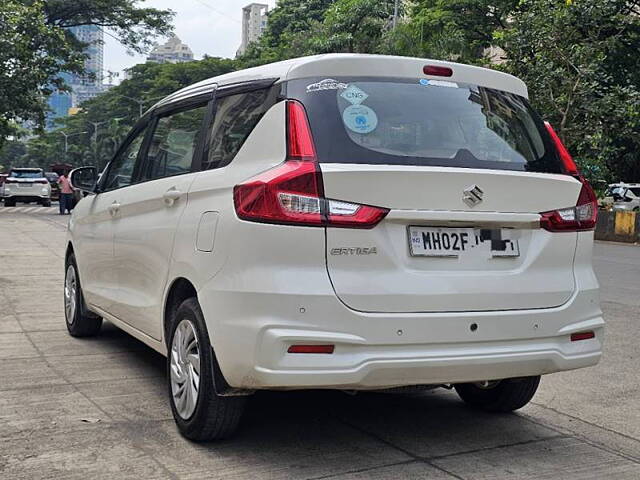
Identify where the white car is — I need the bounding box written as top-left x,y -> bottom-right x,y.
606,184 -> 640,212
3,168 -> 52,207
65,54 -> 604,441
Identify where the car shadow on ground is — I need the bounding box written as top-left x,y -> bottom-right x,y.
95,321 -> 558,465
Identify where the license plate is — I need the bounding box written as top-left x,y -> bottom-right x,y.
18,183 -> 33,188
409,227 -> 519,258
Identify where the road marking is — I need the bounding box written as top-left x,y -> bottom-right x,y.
0,205 -> 58,215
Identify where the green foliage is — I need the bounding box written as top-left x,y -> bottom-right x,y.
16,57 -> 236,171
500,0 -> 640,184
0,1 -> 84,141
0,0 -> 173,145
313,0 -> 398,54
0,140 -> 27,170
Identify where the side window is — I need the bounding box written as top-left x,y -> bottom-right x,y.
139,105 -> 207,182
204,88 -> 275,170
102,126 -> 148,191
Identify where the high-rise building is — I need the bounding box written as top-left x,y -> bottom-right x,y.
237,3 -> 269,56
147,35 -> 194,64
46,26 -> 105,128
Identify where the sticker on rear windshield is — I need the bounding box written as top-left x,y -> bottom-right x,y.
306,78 -> 348,92
340,84 -> 369,105
342,105 -> 378,134
419,79 -> 458,88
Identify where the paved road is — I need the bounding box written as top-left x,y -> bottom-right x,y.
1,208 -> 639,479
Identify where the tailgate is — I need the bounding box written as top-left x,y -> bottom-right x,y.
323,164 -> 581,313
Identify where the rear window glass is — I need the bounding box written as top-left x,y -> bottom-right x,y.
287,77 -> 562,173
10,170 -> 44,178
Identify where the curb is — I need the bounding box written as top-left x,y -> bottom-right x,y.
595,211 -> 639,243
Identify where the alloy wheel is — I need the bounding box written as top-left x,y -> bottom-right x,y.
170,319 -> 201,420
64,265 -> 77,324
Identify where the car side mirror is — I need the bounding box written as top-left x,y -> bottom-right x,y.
70,166 -> 98,194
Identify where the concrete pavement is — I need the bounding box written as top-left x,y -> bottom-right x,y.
1,207 -> 639,479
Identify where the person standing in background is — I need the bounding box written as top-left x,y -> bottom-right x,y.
57,172 -> 74,215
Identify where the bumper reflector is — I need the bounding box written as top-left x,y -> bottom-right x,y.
287,345 -> 335,354
571,331 -> 595,342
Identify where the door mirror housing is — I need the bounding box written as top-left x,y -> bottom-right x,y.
70,166 -> 98,194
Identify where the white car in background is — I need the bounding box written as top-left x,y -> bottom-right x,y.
608,184 -> 640,212
65,54 -> 604,441
3,168 -> 52,207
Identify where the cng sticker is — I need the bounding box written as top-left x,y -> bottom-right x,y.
340,85 -> 369,105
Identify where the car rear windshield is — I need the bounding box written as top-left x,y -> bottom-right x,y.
10,170 -> 44,179
286,77 -> 563,173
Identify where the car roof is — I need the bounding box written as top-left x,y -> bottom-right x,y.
11,168 -> 43,171
153,54 -> 528,111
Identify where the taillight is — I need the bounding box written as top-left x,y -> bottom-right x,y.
35,179 -> 49,184
234,160 -> 324,226
540,123 -> 597,232
5,179 -> 17,184
233,100 -> 389,229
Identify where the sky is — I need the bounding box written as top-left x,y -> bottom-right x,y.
103,0 -> 277,83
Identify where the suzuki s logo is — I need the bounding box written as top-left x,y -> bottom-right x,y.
462,185 -> 484,207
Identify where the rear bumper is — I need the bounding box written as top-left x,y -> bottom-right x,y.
3,196 -> 50,203
252,337 -> 602,389
4,192 -> 50,200
198,283 -> 603,390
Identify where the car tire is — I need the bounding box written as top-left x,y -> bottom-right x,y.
4,199 -> 15,207
168,297 -> 246,442
64,253 -> 102,337
41,199 -> 52,207
454,376 -> 540,412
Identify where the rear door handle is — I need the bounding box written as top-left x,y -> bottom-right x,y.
108,201 -> 120,216
163,188 -> 182,206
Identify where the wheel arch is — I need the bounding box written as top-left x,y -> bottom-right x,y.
65,242 -> 75,264
163,277 -> 198,347
163,277 -> 253,397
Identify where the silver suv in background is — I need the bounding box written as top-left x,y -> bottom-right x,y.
3,168 -> 52,207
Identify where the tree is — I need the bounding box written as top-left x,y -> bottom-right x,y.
0,139 -> 27,171
402,0 -> 517,62
312,0 -> 399,54
500,0 -> 640,183
21,57 -> 237,171
238,0 -> 336,65
0,0 -> 173,146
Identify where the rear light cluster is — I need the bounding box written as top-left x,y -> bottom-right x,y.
233,100 -> 389,228
540,123 -> 597,232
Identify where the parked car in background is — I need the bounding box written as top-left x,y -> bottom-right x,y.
3,168 -> 52,207
608,184 -> 640,212
64,54 -> 604,442
45,172 -> 60,201
600,183 -> 640,211
0,173 -> 7,201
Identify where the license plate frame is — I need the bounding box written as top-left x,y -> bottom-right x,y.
408,226 -> 520,258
